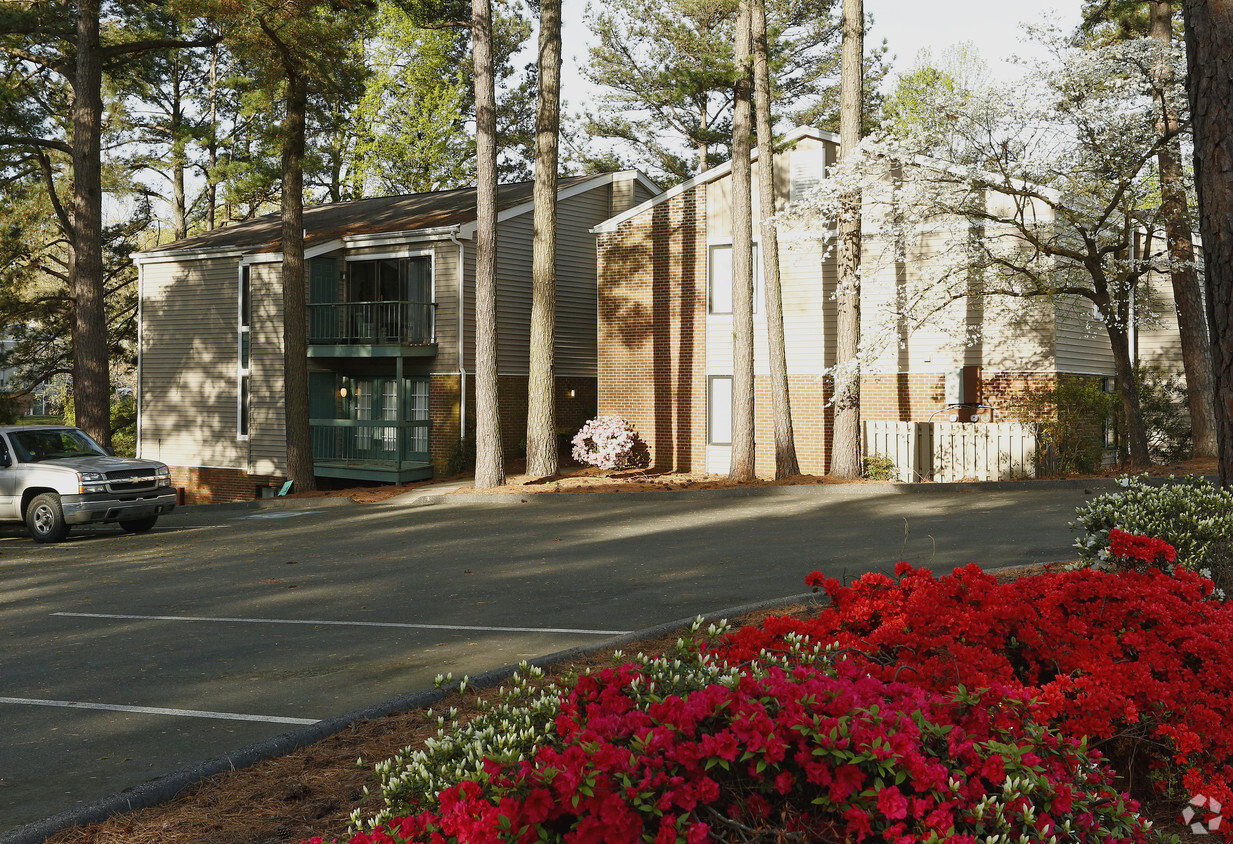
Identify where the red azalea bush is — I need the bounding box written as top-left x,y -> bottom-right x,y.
723,560 -> 1233,836
1107,528 -> 1178,570
322,661 -> 1154,844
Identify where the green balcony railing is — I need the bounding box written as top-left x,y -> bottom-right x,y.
310,420 -> 430,468
308,301 -> 436,346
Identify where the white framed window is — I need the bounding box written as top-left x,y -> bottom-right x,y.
708,376 -> 733,445
708,243 -> 762,315
237,265 -> 251,440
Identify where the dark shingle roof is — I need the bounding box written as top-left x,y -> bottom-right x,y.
157,175 -> 596,254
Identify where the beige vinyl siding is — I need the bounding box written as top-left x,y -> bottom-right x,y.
491,183 -> 610,376
430,240 -> 461,373
632,180 -> 658,207
705,140 -> 832,379
981,295 -> 1055,371
139,256 -> 247,469
1053,295 -> 1115,375
1136,271 -> 1185,372
247,261 -> 287,475
554,188 -> 605,377
492,208 -> 535,374
705,239 -> 832,377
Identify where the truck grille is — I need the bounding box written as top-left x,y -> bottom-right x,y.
105,469 -> 160,492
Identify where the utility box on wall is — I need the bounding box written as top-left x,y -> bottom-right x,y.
944,365 -> 982,408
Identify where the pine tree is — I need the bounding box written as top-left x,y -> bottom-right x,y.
830,0 -> 863,479
728,0 -> 756,482
1182,0 -> 1233,484
752,0 -> 799,479
526,0 -> 563,479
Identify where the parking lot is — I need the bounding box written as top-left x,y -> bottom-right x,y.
0,486 -> 1092,835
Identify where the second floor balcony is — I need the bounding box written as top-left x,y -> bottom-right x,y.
308,301 -> 437,357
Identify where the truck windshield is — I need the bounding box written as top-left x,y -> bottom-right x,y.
8,429 -> 107,463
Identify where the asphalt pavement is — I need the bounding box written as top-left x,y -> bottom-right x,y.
0,481 -> 1106,838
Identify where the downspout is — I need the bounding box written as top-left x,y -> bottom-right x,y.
136,261 -> 144,457
1128,230 -> 1138,367
448,230 -> 467,439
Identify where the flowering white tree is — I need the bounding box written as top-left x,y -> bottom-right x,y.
782,32 -> 1190,469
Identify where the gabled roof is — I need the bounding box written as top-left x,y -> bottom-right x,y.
591,126 -> 839,234
136,170 -> 660,262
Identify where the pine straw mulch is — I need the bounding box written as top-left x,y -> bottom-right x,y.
282,457 -> 1221,505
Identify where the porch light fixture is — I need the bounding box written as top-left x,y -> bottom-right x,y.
339,387 -> 349,398
567,389 -> 576,398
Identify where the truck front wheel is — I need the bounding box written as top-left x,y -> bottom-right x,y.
27,493 -> 70,543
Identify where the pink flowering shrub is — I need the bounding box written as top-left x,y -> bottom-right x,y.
570,416 -> 650,471
725,556 -> 1233,837
322,662 -> 1153,844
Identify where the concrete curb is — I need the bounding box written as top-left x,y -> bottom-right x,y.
0,592 -> 820,844
177,495 -> 359,515
398,474 -> 1219,508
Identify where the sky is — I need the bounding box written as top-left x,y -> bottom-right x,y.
555,0 -> 1086,112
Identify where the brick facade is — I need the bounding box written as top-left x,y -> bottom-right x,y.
597,186 -> 708,472
753,375 -> 833,476
860,371 -> 1061,424
168,465 -> 285,506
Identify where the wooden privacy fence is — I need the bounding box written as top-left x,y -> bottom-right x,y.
863,421 -> 1037,483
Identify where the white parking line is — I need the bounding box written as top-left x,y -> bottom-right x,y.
0,697 -> 318,725
53,611 -> 631,636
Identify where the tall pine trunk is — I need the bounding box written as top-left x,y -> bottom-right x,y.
752,0 -> 799,479
281,71 -> 315,491
1183,0 -> 1233,486
1150,0 -> 1217,458
472,0 -> 504,488
831,0 -> 863,478
71,0 -> 112,450
728,0 -> 756,482
526,0 -> 562,478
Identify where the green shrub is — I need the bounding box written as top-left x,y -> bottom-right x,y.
1072,474 -> 1233,594
1013,375 -> 1116,476
861,453 -> 897,480
1134,363 -> 1192,463
444,436 -> 475,476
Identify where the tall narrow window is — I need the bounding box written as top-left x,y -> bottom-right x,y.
238,265 -> 251,439
708,376 -> 733,445
708,243 -> 762,315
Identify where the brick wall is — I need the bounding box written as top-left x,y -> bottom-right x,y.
752,375 -> 833,476
168,465 -> 285,505
596,186 -> 708,472
860,371 -> 1060,423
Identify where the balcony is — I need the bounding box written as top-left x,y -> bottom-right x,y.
308,301 -> 437,358
310,420 -> 432,484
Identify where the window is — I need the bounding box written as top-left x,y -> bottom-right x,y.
708,243 -> 762,315
345,256 -> 432,304
708,376 -> 733,445
407,379 -> 430,454
343,255 -> 434,344
238,265 -> 251,440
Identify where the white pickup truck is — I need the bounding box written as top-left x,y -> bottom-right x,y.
0,425 -> 177,543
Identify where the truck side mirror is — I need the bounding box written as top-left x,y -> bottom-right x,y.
0,453 -> 9,468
